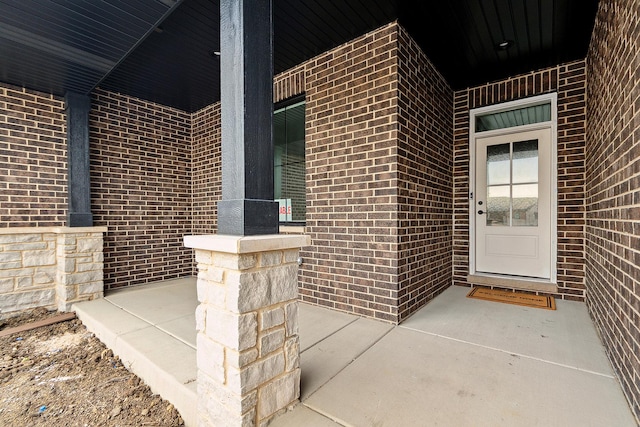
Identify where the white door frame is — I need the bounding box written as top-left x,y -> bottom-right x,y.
469,93 -> 558,284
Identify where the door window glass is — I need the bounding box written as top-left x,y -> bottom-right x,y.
487,185 -> 510,226
513,184 -> 538,226
487,144 -> 510,185
485,139 -> 539,227
513,140 -> 538,183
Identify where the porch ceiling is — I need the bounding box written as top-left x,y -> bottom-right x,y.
0,0 -> 598,113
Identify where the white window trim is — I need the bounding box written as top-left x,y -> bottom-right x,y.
468,92 -> 558,284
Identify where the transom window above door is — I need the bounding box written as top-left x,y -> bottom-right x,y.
475,102 -> 551,132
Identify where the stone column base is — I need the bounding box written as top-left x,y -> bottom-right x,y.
55,227 -> 107,311
184,234 -> 309,427
0,227 -> 107,318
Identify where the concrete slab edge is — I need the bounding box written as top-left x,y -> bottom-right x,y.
73,302 -> 119,351
112,333 -> 197,427
73,302 -> 196,426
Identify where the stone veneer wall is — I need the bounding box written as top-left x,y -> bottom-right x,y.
0,84 -> 67,227
90,90 -> 193,290
396,26 -> 453,321
452,60 -> 587,300
585,0 -> 640,421
0,227 -> 106,318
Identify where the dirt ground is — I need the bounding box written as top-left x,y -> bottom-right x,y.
0,308 -> 184,426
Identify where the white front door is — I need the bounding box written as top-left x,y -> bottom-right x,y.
474,128 -> 552,279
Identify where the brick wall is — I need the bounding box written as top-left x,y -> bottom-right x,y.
452,60 -> 587,301
90,90 -> 193,290
192,102 -> 221,236
585,0 -> 640,421
1,19 -> 603,332
396,26 -> 453,321
0,83 -> 194,292
274,64 -> 305,105
297,23 -> 401,321
274,22 -> 455,322
188,24 -> 398,321
0,84 -> 67,227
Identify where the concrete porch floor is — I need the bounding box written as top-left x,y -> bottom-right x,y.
73,279 -> 636,427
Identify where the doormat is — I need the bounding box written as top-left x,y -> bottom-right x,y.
467,287 -> 556,310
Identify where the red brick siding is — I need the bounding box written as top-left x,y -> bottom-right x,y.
452,61 -> 587,301
556,62 -> 588,297
301,23 -> 400,321
192,102 -> 221,236
186,22 -> 454,322
90,90 -> 193,290
274,64 -> 305,104
396,26 -> 453,321
586,0 -> 640,421
0,84 -> 67,227
190,26 -> 402,319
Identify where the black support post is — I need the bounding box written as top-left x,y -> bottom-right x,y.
217,0 -> 278,235
64,92 -> 93,227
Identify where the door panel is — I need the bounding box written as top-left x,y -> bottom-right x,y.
475,128 -> 551,279
485,235 -> 538,257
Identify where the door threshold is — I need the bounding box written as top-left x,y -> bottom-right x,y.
467,274 -> 557,294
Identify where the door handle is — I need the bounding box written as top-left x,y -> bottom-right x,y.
478,210 -> 484,215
